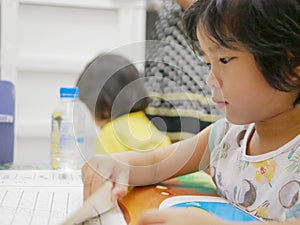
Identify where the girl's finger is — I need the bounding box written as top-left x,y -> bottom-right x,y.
111,183 -> 128,201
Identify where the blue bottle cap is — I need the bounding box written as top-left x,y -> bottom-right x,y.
60,87 -> 80,98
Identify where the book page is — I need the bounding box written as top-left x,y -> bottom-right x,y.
61,181 -> 126,225
160,195 -> 262,222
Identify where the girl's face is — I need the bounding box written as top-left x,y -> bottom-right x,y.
196,27 -> 298,125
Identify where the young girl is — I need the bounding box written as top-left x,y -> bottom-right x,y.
82,0 -> 300,224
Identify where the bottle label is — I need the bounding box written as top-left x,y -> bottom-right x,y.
59,121 -> 75,149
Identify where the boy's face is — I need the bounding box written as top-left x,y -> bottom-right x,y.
196,26 -> 298,125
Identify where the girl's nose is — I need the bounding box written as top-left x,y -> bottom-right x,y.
206,70 -> 221,89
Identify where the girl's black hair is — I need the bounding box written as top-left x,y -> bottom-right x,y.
183,0 -> 300,104
76,53 -> 149,120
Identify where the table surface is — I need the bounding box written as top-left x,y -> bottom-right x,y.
118,172 -> 217,225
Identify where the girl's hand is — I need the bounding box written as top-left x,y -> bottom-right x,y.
81,154 -> 129,201
137,208 -> 229,225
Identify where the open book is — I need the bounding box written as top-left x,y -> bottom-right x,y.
0,170 -> 126,225
159,195 -> 262,222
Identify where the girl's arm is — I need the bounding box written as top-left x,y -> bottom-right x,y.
82,125 -> 212,200
127,124 -> 211,185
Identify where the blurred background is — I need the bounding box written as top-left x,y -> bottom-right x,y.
0,0 -> 150,164
0,0 -> 219,166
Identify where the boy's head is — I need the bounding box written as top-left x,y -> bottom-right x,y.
76,53 -> 149,122
183,0 -> 300,104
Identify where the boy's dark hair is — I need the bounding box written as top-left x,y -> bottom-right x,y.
76,53 -> 149,120
183,0 -> 300,104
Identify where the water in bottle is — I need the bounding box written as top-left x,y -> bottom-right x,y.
51,87 -> 86,170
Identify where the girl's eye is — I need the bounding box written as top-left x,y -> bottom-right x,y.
219,57 -> 232,64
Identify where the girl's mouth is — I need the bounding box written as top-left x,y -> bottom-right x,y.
212,97 -> 227,109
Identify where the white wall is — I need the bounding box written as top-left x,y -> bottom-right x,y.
0,0 -> 147,164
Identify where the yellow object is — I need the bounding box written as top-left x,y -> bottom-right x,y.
51,111 -> 61,169
96,111 -> 171,153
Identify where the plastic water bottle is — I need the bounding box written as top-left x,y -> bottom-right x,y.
51,87 -> 86,170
